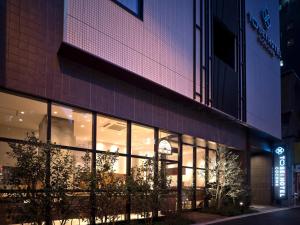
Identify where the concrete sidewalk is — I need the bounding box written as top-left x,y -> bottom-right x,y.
189,205 -> 300,225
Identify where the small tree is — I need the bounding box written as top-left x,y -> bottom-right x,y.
50,149 -> 75,225
7,134 -> 47,225
207,146 -> 248,210
128,158 -> 171,225
5,133 -> 76,225
95,151 -> 126,225
73,151 -> 93,224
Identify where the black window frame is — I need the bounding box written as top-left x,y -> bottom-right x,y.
113,0 -> 143,20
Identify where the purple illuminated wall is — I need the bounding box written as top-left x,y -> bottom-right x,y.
63,0 -> 194,98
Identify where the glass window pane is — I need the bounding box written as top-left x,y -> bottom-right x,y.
159,131 -> 178,161
209,150 -> 216,169
196,189 -> 205,208
116,0 -> 139,14
97,115 -> 127,154
159,192 -> 177,214
0,141 -> 16,189
209,150 -> 217,183
197,147 -> 205,169
182,135 -> 194,145
96,153 -> 127,181
52,150 -> 92,190
51,104 -> 92,149
196,169 -> 205,188
182,188 -> 193,210
131,124 -> 154,157
0,92 -> 47,141
182,145 -> 193,167
131,157 -> 149,168
196,138 -> 206,148
182,167 -> 193,189
160,160 -> 178,188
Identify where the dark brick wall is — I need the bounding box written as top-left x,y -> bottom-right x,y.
1,0 -> 248,150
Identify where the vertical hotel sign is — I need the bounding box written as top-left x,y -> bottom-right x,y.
274,147 -> 287,199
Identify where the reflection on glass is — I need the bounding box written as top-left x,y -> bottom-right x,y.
197,148 -> 205,169
97,115 -> 127,154
182,145 -> 193,167
131,124 -> 154,157
182,167 -> 193,188
159,131 -> 178,161
116,0 -> 139,14
0,92 -> 47,141
196,169 -> 205,188
51,104 -> 92,149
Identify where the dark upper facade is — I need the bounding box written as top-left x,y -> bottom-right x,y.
280,0 -> 300,75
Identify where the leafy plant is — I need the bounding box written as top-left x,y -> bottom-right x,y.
128,158 -> 172,225
95,151 -> 126,225
5,133 -> 78,225
206,146 -> 249,211
6,134 -> 47,225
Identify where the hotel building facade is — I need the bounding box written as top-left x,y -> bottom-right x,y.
0,0 -> 281,223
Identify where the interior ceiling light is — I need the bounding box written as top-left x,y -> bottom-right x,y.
20,111 -> 25,114
53,111 -> 58,114
80,124 -> 85,128
19,118 -> 23,122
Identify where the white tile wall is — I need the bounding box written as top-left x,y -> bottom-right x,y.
64,0 -> 194,99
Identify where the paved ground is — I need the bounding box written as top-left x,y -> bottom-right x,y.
182,211 -> 225,223
208,207 -> 300,225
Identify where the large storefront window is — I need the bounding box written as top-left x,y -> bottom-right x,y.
131,124 -> 154,157
97,115 -> 127,154
0,90 -> 247,221
0,92 -> 47,141
51,104 -> 92,149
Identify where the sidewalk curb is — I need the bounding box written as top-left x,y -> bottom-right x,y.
192,205 -> 300,225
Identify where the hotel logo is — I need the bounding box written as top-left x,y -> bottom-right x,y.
261,8 -> 271,30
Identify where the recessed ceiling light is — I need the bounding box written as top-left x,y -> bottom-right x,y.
19,118 -> 23,122
53,111 -> 58,114
80,124 -> 85,128
20,111 -> 25,114
68,114 -> 72,118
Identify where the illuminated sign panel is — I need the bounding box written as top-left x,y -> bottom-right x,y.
274,147 -> 287,199
158,140 -> 172,155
